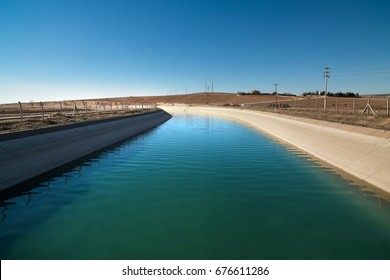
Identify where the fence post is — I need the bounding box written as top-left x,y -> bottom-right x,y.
362,97 -> 375,116
40,102 -> 44,120
18,101 -> 23,122
353,98 -> 356,114
73,102 -> 79,115
110,102 -> 113,111
307,98 -> 309,110
95,102 -> 98,113
316,99 -> 318,111
387,97 -> 390,117
83,101 -> 87,114
336,98 -> 339,113
59,102 -> 63,115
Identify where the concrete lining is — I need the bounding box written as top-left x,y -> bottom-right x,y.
161,105 -> 390,195
0,110 -> 171,192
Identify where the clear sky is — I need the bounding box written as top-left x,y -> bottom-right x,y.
0,0 -> 389,103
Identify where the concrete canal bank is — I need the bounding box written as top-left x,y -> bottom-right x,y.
0,110 -> 171,192
162,105 -> 390,196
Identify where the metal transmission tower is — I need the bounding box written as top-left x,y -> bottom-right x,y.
274,83 -> 279,108
323,67 -> 330,110
273,83 -> 279,93
324,67 -> 330,94
204,77 -> 209,104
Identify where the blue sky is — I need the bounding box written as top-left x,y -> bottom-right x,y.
0,0 -> 389,103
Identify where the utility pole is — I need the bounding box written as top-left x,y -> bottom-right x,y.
323,67 -> 330,110
205,77 -> 209,104
273,83 -> 279,93
274,83 -> 279,108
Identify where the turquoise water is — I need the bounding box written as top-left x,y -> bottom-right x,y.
1,113 -> 390,260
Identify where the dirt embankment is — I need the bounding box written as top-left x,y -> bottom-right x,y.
1,93 -> 389,133
253,109 -> 390,131
0,109 -> 157,134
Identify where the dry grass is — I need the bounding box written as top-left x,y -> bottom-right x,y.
253,108 -> 390,131
1,93 -> 389,133
0,109 -> 156,134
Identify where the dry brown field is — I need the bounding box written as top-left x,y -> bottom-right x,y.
1,93 -> 389,133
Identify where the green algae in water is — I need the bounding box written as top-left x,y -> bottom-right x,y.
1,113 -> 390,259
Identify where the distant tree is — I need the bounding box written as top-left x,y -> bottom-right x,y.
251,90 -> 261,95
307,91 -> 360,97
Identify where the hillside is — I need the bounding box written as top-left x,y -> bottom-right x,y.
91,92 -> 295,106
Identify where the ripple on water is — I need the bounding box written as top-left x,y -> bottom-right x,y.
1,113 -> 390,260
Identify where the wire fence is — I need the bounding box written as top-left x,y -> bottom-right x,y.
0,100 -> 158,122
2,96 -> 389,122
244,96 -> 390,117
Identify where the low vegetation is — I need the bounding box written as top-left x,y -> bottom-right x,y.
1,93 -> 389,133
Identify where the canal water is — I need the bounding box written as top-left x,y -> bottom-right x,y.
1,113 -> 390,260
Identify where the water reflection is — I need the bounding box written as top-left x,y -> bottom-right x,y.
1,114 -> 390,260
0,129 -> 154,220
1,206 -> 8,222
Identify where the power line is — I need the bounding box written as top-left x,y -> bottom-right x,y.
333,70 -> 390,79
333,69 -> 390,75
331,64 -> 390,79
332,64 -> 390,72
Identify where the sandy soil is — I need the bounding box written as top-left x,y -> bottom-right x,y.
1,93 -> 389,133
252,108 -> 390,131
